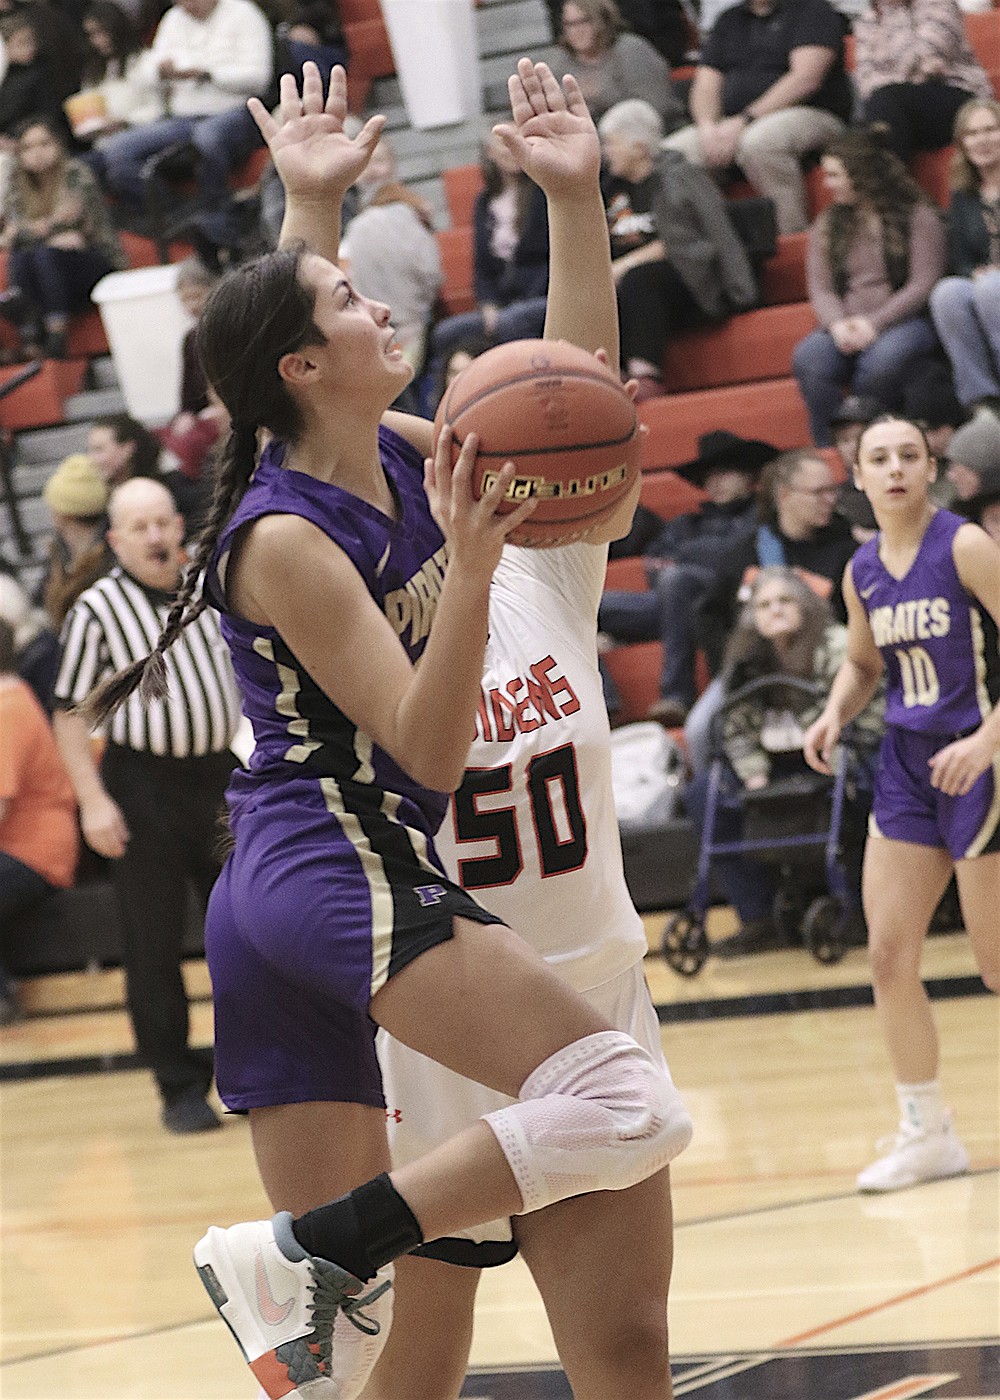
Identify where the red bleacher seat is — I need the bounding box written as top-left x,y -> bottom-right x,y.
638,469 -> 706,517
435,226 -> 476,315
231,145 -> 269,192
602,640 -> 663,724
0,360 -> 87,431
912,146 -> 954,207
761,233 -> 809,306
964,9 -> 1000,71
605,555 -> 648,591
663,301 -> 815,392
640,378 -> 810,470
66,311 -> 109,358
442,164 -> 484,229
339,0 -> 396,113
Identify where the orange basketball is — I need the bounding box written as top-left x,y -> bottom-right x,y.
433,339 -> 641,548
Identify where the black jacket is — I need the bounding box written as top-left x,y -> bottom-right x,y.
698,514 -> 858,674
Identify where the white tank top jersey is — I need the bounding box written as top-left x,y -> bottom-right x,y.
433,539 -> 648,992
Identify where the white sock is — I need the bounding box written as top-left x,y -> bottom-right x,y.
896,1080 -> 945,1136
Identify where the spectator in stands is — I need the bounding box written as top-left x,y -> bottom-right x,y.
87,411 -> 165,488
0,616 -> 79,1024
156,262 -> 227,499
599,98 -> 759,401
598,430 -> 777,727
87,411 -> 206,535
0,572 -> 60,711
339,134 -> 442,405
929,98 -> 1000,416
548,0 -> 687,129
0,115 -> 125,359
685,567 -> 882,957
40,452 -> 113,628
792,129 -> 946,446
93,0 -> 272,219
158,385 -> 228,531
429,130 -> 550,372
545,0 -> 694,66
70,1 -> 164,144
853,0 -> 993,164
3,1 -> 84,107
52,477 -> 241,1134
687,447 -> 857,769
661,0 -> 850,235
959,461 -> 1000,540
175,257 -> 214,413
829,394 -> 885,537
941,400 -> 1000,501
0,13 -> 65,148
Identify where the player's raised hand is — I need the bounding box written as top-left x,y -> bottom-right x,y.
248,63 -> 385,203
493,59 -> 601,199
425,428 -> 535,575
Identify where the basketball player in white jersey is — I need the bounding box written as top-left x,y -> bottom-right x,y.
365,488 -> 686,1398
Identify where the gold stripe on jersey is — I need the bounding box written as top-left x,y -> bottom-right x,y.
970,605 -> 996,722
965,751 -> 1000,859
252,637 -> 322,763
402,810 -> 451,883
964,607 -> 1000,857
318,776 -> 396,996
352,729 -> 375,786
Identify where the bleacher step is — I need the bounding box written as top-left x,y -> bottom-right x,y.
62,387 -> 127,422
14,460 -> 60,496
12,421 -> 91,464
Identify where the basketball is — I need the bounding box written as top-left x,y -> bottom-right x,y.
433,339 -> 642,547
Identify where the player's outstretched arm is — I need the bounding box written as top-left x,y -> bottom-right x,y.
248,62 -> 385,263
804,563 -> 884,774
494,59 -> 618,369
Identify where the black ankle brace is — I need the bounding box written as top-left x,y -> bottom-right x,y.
291,1173 -> 424,1281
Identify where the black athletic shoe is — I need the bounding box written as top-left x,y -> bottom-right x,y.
162,1089 -> 222,1134
712,918 -> 788,959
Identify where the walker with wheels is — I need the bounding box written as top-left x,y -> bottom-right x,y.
662,675 -> 877,976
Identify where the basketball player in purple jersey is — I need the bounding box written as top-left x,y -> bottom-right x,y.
85,60 -> 692,1400
805,415 -> 1000,1192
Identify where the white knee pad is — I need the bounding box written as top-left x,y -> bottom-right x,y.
483,1030 -> 693,1215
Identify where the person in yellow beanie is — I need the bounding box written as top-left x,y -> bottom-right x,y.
41,454 -> 113,628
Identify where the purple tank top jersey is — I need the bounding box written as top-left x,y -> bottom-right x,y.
852,509 -> 1000,735
204,425 -> 450,837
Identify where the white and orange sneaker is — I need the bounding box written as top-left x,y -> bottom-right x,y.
194,1213 -> 392,1398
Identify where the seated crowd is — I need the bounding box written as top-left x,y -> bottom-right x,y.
4,0 -> 1000,1032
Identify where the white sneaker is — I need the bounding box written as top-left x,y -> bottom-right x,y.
194,1213 -> 392,1398
856,1115 -> 970,1193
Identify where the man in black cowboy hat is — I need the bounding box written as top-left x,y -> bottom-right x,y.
599,430 -> 778,727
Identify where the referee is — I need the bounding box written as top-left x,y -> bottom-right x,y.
53,478 -> 241,1134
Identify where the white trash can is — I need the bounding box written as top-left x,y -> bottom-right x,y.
381,0 -> 482,130
91,264 -> 189,424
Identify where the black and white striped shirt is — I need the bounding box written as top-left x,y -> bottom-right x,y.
54,567 -> 241,758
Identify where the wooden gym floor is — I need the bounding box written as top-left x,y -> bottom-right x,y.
1,910 -> 997,1400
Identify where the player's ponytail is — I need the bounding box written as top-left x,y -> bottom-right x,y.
85,247 -> 325,725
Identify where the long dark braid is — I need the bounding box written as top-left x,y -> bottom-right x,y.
86,245 -> 325,726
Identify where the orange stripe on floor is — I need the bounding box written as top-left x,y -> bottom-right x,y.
775,1256 -> 999,1347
